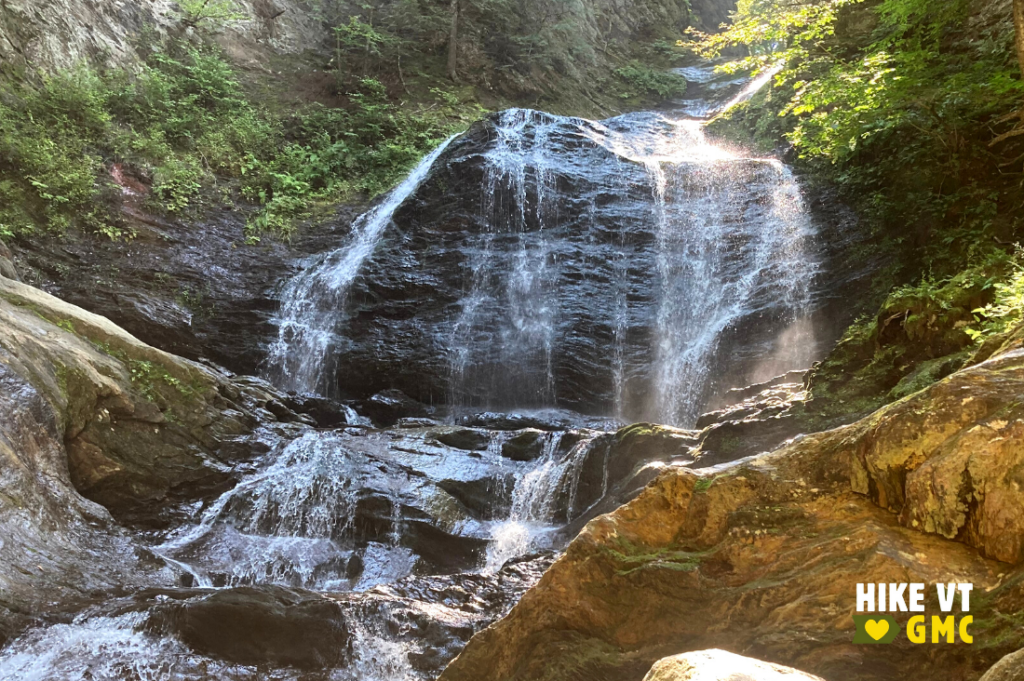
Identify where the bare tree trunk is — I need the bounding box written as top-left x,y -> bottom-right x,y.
1016,0 -> 1024,80
447,0 -> 460,82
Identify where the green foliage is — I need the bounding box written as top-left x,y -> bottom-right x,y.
698,0 -> 1024,277
0,42 -> 477,240
614,61 -> 687,100
174,0 -> 246,28
969,248 -> 1024,341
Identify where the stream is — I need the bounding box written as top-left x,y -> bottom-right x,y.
0,63 -> 832,681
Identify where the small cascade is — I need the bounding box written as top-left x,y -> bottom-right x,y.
346,618 -> 418,681
154,431 -> 395,590
485,432 -> 601,572
0,613 -> 219,681
265,137 -> 456,396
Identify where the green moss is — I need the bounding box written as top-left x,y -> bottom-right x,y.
600,535 -> 711,576
127,359 -> 192,402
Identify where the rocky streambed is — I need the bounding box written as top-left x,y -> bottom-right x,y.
3,62 -> 1023,681
0,259 -> 814,680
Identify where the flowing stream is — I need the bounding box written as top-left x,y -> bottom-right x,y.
0,64 -> 827,681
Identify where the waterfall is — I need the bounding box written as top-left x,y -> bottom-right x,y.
443,111 -> 818,425
448,110 -> 562,413
485,432 -> 601,572
265,74 -> 820,425
265,137 -> 456,396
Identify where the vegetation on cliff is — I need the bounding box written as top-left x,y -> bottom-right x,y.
696,0 -> 1024,420
0,0 -> 707,242
0,40 -> 479,240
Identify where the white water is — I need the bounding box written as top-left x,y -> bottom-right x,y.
265,137 -> 457,396
448,110 -> 562,412
153,431 -> 388,590
485,432 -> 601,572
0,610 -> 418,681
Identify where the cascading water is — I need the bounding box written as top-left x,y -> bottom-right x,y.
448,110 -> 562,412
0,64 -> 836,681
265,137 -> 456,396
485,431 -> 603,572
265,66 -> 821,426
440,109 -> 818,425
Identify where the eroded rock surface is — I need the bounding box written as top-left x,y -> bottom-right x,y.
437,336 -> 1024,681
0,273 -> 303,640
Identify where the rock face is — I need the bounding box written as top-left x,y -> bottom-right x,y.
0,0 -> 325,79
0,272 -> 303,640
12,207 -> 353,377
643,650 -> 825,681
278,109 -> 867,425
151,586 -> 352,669
436,334 -> 1024,681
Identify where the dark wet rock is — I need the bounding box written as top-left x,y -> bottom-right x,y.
438,474 -> 516,519
432,427 -> 492,451
501,429 -> 548,461
9,206 -> 360,376
281,393 -> 361,428
288,111 -> 870,424
360,389 -> 433,427
561,424 -> 697,535
151,586 -> 351,669
402,521 -> 489,573
462,410 -> 618,432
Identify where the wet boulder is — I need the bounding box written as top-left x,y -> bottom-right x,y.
438,473 -> 516,519
432,426 -> 492,451
281,394 -> 360,428
501,429 -> 548,461
151,586 -> 351,669
361,389 -> 432,427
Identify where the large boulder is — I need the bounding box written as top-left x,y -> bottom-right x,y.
290,110 -> 868,424
0,273 -> 296,639
982,649 -> 1024,681
151,586 -> 351,669
643,650 -> 824,681
437,340 -> 1024,681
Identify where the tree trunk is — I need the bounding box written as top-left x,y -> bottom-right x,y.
1016,0 -> 1024,81
447,0 -> 460,82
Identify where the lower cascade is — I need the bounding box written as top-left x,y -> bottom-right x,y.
0,63 -> 865,681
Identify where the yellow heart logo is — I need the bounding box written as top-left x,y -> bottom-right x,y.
864,619 -> 889,641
